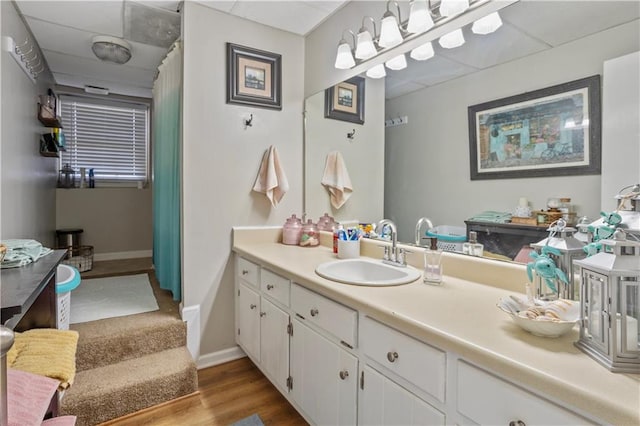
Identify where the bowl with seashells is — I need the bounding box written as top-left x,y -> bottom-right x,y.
497,295 -> 579,338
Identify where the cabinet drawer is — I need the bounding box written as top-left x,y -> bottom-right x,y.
361,316 -> 446,403
261,268 -> 290,307
237,257 -> 259,287
456,361 -> 594,425
291,283 -> 357,348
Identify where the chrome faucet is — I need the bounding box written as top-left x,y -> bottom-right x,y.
377,219 -> 408,266
415,217 -> 434,246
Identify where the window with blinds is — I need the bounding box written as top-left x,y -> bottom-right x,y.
59,95 -> 149,184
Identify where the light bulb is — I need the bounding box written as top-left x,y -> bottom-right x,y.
410,41 -> 434,61
355,30 -> 377,60
334,41 -> 355,69
379,13 -> 403,48
439,28 -> 465,49
385,54 -> 407,71
439,0 -> 469,17
472,12 -> 503,35
366,64 -> 386,79
407,0 -> 434,34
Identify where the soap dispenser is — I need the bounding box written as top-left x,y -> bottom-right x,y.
463,231 -> 484,257
423,238 -> 443,285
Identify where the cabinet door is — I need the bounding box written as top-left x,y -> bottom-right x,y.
260,297 -> 290,392
291,318 -> 357,425
237,282 -> 260,362
359,365 -> 445,426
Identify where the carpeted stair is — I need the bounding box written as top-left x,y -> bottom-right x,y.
59,272 -> 198,426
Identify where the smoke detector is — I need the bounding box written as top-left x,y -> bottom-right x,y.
91,36 -> 132,64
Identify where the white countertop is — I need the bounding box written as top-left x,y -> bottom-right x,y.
232,228 -> 640,425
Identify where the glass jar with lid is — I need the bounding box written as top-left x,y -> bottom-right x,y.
282,214 -> 303,245
317,213 -> 336,232
300,219 -> 320,247
558,197 -> 574,225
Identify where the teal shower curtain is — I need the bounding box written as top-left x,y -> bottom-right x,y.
152,42 -> 182,301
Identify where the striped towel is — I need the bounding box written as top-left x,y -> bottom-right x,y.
7,329 -> 79,389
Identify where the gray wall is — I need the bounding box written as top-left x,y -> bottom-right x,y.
55,187 -> 152,255
384,21 -> 640,242
182,2 -> 305,358
305,77 -> 385,224
1,1 -> 57,246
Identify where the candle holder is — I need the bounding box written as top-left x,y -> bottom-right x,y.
574,229 -> 640,373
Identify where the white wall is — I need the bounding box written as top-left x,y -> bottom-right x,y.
304,77 -> 385,224
601,51 -> 640,208
384,20 -> 640,242
182,2 -> 304,358
1,1 -> 57,246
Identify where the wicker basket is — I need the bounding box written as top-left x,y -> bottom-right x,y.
57,291 -> 71,330
426,225 -> 467,252
62,245 -> 94,272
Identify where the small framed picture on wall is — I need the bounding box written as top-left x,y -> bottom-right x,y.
227,43 -> 282,110
324,76 -> 365,124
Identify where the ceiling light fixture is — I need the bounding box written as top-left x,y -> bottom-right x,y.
334,30 -> 356,69
378,1 -> 404,49
355,17 -> 378,60
366,63 -> 387,79
439,28 -> 465,48
407,0 -> 435,34
471,11 -> 503,34
439,0 -> 470,17
385,53 -> 407,71
332,0 -> 501,71
410,41 -> 435,61
91,36 -> 132,64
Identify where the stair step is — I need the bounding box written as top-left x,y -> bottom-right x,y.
71,313 -> 186,371
60,346 -> 198,426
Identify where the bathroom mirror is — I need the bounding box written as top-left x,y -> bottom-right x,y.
304,0 -> 640,263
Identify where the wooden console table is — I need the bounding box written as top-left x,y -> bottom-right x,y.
1,250 -> 66,330
464,221 -> 550,260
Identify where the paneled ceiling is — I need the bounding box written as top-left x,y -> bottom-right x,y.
13,1 -> 640,100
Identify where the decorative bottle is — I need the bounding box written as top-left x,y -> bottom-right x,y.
423,238 -> 443,285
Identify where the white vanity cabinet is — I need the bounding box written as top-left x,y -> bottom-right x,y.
290,282 -> 358,425
455,361 -> 595,425
291,318 -> 358,425
359,365 -> 445,426
235,257 -> 291,392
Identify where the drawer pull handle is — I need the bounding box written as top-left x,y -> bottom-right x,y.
508,421 -> 526,426
242,270 -> 249,275
267,284 -> 274,290
260,312 -> 266,317
310,308 -> 319,317
339,370 -> 349,380
250,304 -> 257,310
387,351 -> 399,362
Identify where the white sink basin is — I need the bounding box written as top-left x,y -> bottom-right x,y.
315,258 -> 421,286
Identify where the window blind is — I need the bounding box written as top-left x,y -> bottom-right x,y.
59,96 -> 149,183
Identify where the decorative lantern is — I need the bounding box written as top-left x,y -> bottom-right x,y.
531,220 -> 586,301
574,230 -> 640,373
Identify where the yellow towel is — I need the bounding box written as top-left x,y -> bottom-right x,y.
321,151 -> 353,209
7,328 -> 79,389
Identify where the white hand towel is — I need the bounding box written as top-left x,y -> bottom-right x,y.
252,145 -> 289,207
321,151 -> 353,209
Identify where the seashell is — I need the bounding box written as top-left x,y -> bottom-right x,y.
524,306 -> 543,319
544,299 -> 579,321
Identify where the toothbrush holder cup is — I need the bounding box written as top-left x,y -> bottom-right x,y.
337,239 -> 360,259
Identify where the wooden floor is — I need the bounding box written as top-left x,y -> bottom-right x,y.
80,257 -> 153,279
102,357 -> 308,426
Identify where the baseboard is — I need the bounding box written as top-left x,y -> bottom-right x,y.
93,250 -> 152,261
181,305 -> 200,360
197,346 -> 246,370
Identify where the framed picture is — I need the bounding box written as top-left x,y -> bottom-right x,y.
227,43 -> 281,110
468,75 -> 601,180
325,76 -> 365,124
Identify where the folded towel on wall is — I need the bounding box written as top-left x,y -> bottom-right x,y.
7,368 -> 61,426
1,239 -> 53,269
8,329 -> 79,389
252,145 -> 289,208
322,151 -> 353,209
